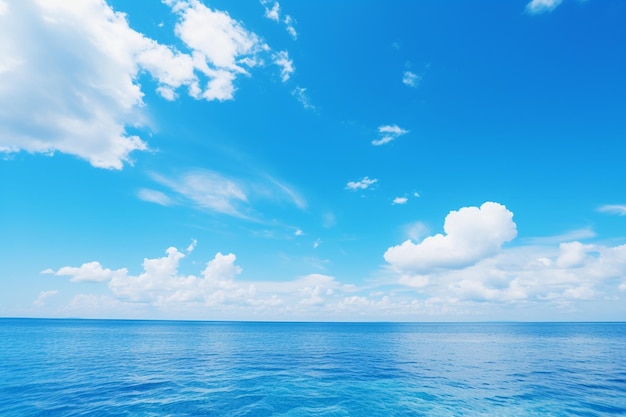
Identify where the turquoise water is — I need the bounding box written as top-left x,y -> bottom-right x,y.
1,319 -> 625,416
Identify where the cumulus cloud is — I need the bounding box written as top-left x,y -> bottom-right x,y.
385,202 -> 517,273
372,124 -> 409,146
598,205 -> 626,216
0,0 -> 287,169
46,244 -> 355,316
346,176 -> 378,191
525,0 -> 563,15
402,71 -> 421,87
47,261 -> 128,283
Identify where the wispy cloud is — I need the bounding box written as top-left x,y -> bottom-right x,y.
402,71 -> 421,87
137,188 -> 173,206
260,0 -> 297,39
33,290 -> 58,306
346,176 -> 378,191
392,197 -> 408,205
598,205 -> 626,216
292,86 -> 314,110
525,0 -> 563,15
273,50 -> 294,82
372,124 -> 409,146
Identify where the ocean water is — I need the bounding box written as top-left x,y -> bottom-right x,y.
0,320 -> 625,416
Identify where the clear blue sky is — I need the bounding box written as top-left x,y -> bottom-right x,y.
1,0 -> 625,321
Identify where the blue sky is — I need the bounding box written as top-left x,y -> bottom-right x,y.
1,0 -> 625,321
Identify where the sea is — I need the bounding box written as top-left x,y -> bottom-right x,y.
0,319 -> 625,416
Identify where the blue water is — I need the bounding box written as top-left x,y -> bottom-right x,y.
1,320 -> 625,416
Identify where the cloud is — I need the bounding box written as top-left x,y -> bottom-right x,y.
260,0 -> 280,21
393,197 -> 408,205
33,290 -> 58,306
284,15 -> 297,40
48,261 -> 129,283
260,1 -> 297,39
294,229 -> 303,236
372,124 -> 409,146
273,50 -> 294,82
292,86 -> 314,110
598,205 -> 626,216
48,245 -> 352,316
150,170 -> 248,217
0,0 -> 284,169
42,234 -> 626,320
143,169 -> 306,220
346,176 -> 378,191
137,188 -> 173,206
525,0 -> 563,15
385,202 -> 517,273
402,71 -> 421,87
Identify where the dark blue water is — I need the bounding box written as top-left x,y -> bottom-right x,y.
1,319 -> 625,416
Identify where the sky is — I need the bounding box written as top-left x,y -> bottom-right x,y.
1,0 -> 625,321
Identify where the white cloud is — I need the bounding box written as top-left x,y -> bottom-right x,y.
33,290 -> 58,306
42,234 -> 626,320
292,86 -> 314,110
0,0 -> 283,169
598,205 -> 626,216
186,238 -> 197,253
393,197 -> 408,205
273,50 -> 294,82
294,229 -> 303,236
346,176 -> 378,191
525,0 -> 563,15
0,1 -> 8,15
260,1 -> 297,39
151,170 -> 248,217
284,15 -> 297,40
385,202 -> 517,273
49,261 -> 128,283
372,124 -> 409,146
260,0 -> 280,21
137,188 -> 173,206
144,169 -> 305,219
402,71 -> 421,87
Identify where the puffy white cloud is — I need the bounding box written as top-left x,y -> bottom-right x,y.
0,0 -> 288,168
402,71 -> 420,87
385,202 -> 517,273
598,205 -> 626,216
47,261 -> 128,283
346,176 -> 378,191
525,0 -> 563,15
372,124 -> 409,146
